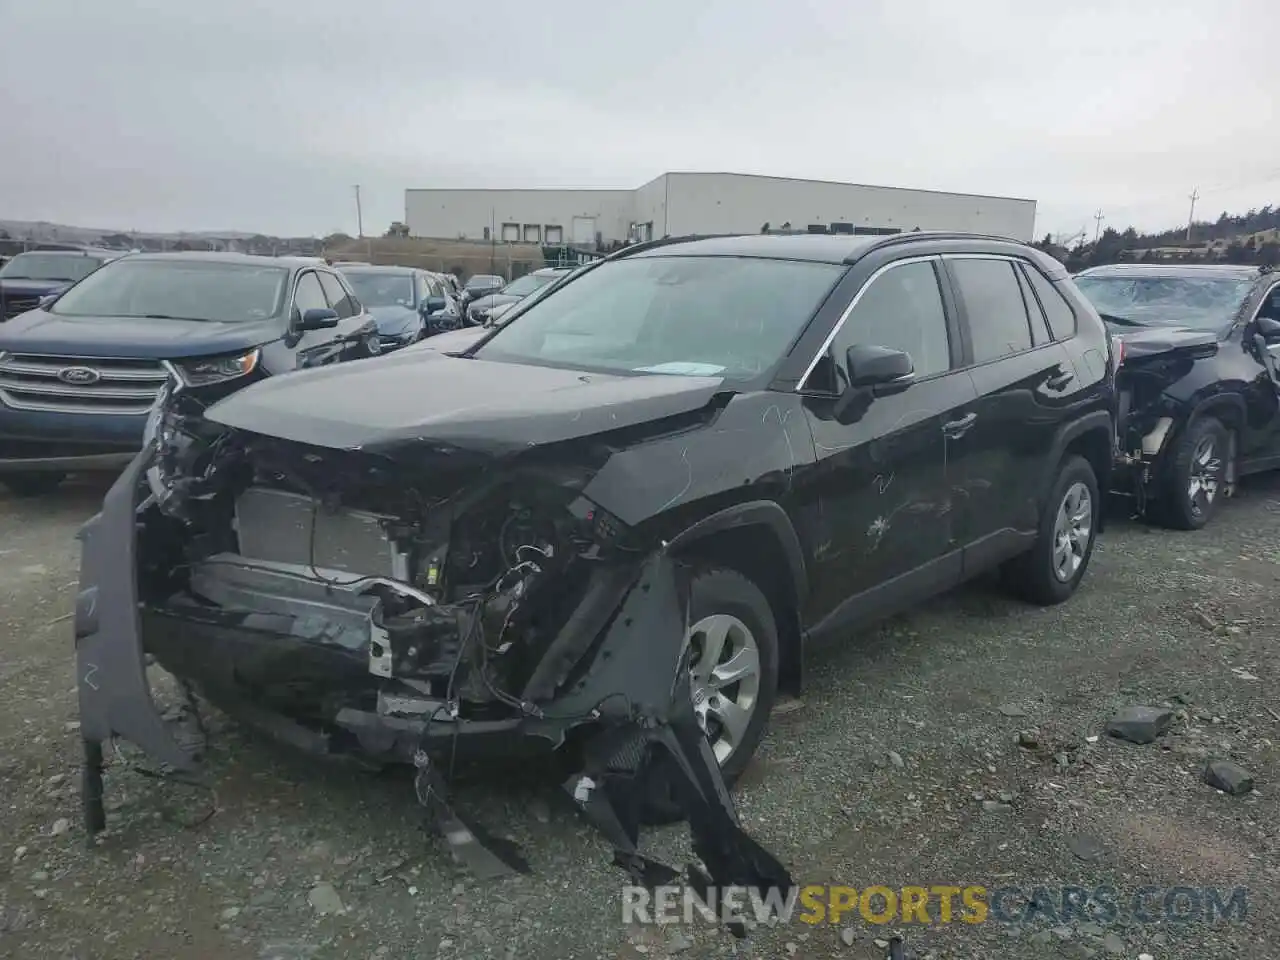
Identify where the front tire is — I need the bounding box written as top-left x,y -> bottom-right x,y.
2,471 -> 66,497
1152,416 -> 1228,531
639,566 -> 780,824
685,568 -> 780,782
1004,455 -> 1099,605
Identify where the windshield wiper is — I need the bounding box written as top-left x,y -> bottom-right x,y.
1098,312 -> 1148,327
139,314 -> 202,321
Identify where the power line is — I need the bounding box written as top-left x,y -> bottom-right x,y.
1186,187 -> 1199,242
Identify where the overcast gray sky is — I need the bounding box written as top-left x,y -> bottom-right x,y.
2,0 -> 1277,240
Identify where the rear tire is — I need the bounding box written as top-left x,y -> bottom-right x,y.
1151,416 -> 1228,531
1004,455 -> 1099,606
2,471 -> 66,497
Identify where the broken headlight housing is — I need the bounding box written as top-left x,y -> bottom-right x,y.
170,347 -> 260,388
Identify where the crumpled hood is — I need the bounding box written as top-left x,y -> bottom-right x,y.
366,305 -> 419,337
205,350 -> 726,456
1112,323 -> 1219,362
0,310 -> 282,359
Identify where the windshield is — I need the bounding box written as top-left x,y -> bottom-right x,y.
475,255 -> 845,379
343,272 -> 415,308
0,253 -> 105,283
500,273 -> 556,297
1074,275 -> 1254,331
51,259 -> 289,322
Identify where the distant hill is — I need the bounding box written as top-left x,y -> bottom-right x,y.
0,218 -> 327,257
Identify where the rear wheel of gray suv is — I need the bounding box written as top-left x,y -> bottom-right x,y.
1004,455 -> 1099,606
2,471 -> 66,497
1152,415 -> 1228,531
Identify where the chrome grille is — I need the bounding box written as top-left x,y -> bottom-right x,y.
1,296 -> 40,320
0,353 -> 170,414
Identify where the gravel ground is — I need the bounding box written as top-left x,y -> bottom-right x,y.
1,475 -> 1278,960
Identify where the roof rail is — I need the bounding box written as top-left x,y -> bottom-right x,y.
603,233 -> 745,261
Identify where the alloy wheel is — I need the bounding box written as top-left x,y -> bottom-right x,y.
686,613 -> 762,765
1051,481 -> 1093,583
1187,436 -> 1221,517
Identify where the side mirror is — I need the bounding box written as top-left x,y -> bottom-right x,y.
38,294 -> 57,309
1256,316 -> 1280,340
297,307 -> 340,331
423,296 -> 447,315
846,343 -> 914,391
832,344 -> 914,424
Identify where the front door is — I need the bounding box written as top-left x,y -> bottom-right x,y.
798,257 -> 977,629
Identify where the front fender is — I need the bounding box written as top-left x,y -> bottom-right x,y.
666,500 -> 808,607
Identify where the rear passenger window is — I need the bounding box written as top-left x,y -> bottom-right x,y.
1014,265 -> 1051,345
1023,266 -> 1077,340
949,258 -> 1033,363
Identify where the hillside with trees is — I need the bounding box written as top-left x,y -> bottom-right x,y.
1035,204 -> 1280,272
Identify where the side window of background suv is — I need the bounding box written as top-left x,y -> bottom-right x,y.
318,272 -> 356,318
949,258 -> 1034,363
292,272 -> 328,320
812,259 -> 952,392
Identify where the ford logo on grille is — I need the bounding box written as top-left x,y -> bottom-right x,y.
57,366 -> 102,385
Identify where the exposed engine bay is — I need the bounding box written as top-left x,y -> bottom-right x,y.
139,409 -> 644,735
75,388 -> 793,914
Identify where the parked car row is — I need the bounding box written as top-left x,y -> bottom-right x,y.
0,247 -> 120,319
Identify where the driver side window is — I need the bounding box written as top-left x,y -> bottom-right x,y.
810,260 -> 952,393
1257,283 -> 1280,323
292,272 -> 328,322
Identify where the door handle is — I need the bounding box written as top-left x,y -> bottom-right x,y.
942,412 -> 977,439
1045,371 -> 1075,391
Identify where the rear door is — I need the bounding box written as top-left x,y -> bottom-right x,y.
797,256 -> 978,626
942,254 -> 1077,565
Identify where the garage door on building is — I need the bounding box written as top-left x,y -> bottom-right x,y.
501,222 -> 520,242
571,217 -> 596,245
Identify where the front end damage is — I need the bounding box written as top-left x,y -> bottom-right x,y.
1111,331 -> 1234,514
74,400 -> 791,907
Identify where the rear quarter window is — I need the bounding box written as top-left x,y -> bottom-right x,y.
1025,266 -> 1078,340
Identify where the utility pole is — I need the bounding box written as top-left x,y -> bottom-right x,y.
353,185 -> 364,238
1186,187 -> 1200,243
1093,209 -> 1105,244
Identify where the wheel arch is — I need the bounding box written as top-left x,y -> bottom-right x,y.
666,501 -> 807,695
1043,410 -> 1113,532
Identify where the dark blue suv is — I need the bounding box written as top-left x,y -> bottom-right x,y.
0,252 -> 379,496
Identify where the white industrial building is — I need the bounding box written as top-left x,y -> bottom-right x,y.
404,172 -> 1037,247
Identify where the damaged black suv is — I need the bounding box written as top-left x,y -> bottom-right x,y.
76,233 -> 1114,878
1075,262 -> 1280,529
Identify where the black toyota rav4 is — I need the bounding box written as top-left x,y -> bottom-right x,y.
76,232 -> 1114,884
